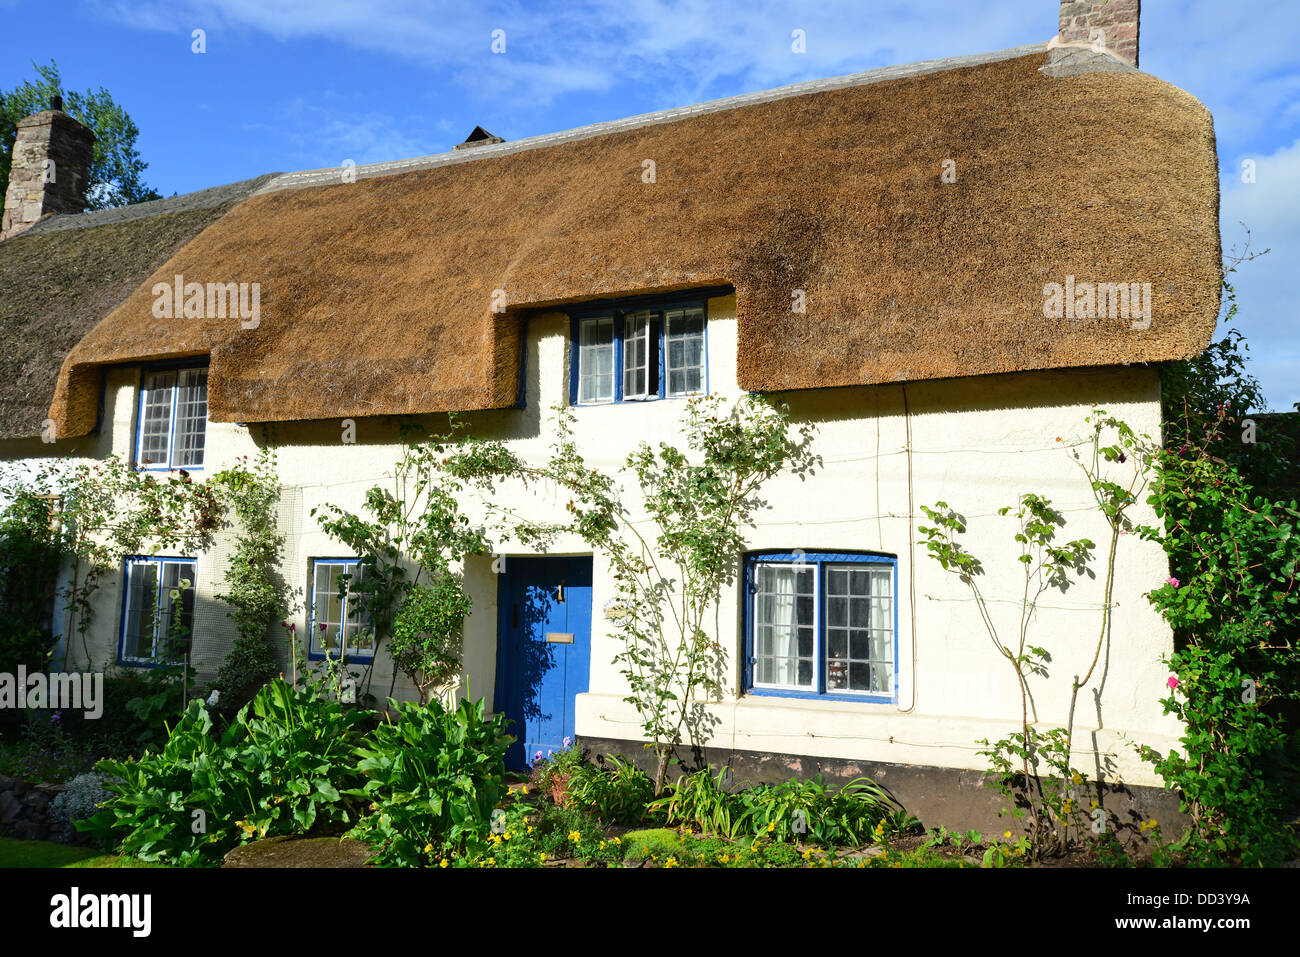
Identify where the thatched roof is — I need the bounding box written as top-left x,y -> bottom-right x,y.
0,175 -> 277,440
43,45 -> 1219,437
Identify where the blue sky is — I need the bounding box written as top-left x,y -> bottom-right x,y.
2,1 -> 1297,411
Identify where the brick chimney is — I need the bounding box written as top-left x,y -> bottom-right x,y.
1055,1 -> 1140,68
1,96 -> 95,240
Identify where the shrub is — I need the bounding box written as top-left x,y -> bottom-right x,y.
566,755 -> 657,825
212,452 -> 288,712
49,772 -> 115,844
80,679 -> 370,866
346,696 -> 513,865
623,828 -> 686,863
651,769 -> 902,847
389,575 -> 468,705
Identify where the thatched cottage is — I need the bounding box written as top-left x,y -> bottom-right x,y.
0,1 -> 1220,827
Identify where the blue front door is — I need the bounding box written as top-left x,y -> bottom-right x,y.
496,556 -> 592,770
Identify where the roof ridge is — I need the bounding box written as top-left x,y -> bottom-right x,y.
16,172 -> 283,237
255,40 -> 1050,195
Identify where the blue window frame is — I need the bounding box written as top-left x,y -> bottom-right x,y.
743,551 -> 898,703
307,559 -> 375,662
134,364 -> 209,470
118,556 -> 196,666
568,288 -> 728,406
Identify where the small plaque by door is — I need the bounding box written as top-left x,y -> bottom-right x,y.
546,632 -> 574,644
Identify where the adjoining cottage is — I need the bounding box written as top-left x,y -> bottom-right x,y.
0,1 -> 1220,830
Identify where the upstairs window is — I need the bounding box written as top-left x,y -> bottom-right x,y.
136,367 -> 208,470
571,297 -> 709,405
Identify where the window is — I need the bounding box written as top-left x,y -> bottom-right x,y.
119,557 -> 196,665
308,559 -> 375,660
136,367 -> 208,469
571,297 -> 709,405
745,552 -> 897,701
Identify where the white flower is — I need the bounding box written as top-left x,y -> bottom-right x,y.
206,690 -> 220,707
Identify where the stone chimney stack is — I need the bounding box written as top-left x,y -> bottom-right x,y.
1056,1 -> 1140,68
1,96 -> 95,240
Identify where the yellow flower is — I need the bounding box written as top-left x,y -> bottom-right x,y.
521,785 -> 529,794
504,832 -> 512,841
612,837 -> 621,845
527,826 -> 534,834
802,850 -> 811,860
1071,771 -> 1083,785
423,843 -> 432,853
540,853 -> 547,862
767,822 -> 775,832
664,857 -> 678,868
718,854 -> 730,863
1090,801 -> 1098,809
1003,830 -> 1012,840
568,830 -> 581,843
599,840 -> 606,849
439,858 -> 448,868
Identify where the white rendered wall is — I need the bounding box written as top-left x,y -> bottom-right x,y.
0,293 -> 1180,784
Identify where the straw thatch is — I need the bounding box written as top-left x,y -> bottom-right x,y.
47,51 -> 1219,437
0,202 -> 242,440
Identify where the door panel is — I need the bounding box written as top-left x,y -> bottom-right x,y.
496,557 -> 592,770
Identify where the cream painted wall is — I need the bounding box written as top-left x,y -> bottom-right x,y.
0,293 -> 1180,784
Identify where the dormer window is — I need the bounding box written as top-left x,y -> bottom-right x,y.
135,366 -> 208,470
570,294 -> 710,406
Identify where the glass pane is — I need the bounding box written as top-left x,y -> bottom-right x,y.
850,570 -> 870,596
850,631 -> 869,660
850,597 -> 870,627
578,318 -> 614,402
138,372 -> 175,467
753,563 -> 814,687
124,562 -> 157,659
828,568 -> 848,594
850,663 -> 871,692
827,596 -> 847,627
664,307 -> 705,396
871,630 -> 892,662
872,664 -> 893,694
173,370 -> 208,468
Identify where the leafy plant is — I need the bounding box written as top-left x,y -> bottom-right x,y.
565,755 -> 658,825
389,574 -> 469,705
313,423 -> 489,702
212,451 -> 288,712
80,679 -> 369,866
345,696 -> 513,865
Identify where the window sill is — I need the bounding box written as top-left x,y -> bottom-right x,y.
742,688 -> 898,708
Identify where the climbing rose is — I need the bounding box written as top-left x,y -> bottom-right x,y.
1167,676 -> 1179,691
1164,577 -> 1180,587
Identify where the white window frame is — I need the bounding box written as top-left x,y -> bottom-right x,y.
750,561 -> 819,692
748,556 -> 897,700
135,367 -> 209,470
621,310 -> 655,400
577,316 -> 616,405
308,559 -> 375,661
120,556 -> 196,665
664,307 -> 706,397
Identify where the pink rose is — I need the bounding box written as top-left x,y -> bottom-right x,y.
1166,676 -> 1179,691
1164,577 -> 1180,588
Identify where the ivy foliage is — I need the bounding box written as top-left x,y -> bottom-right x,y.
211,451 -> 288,713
